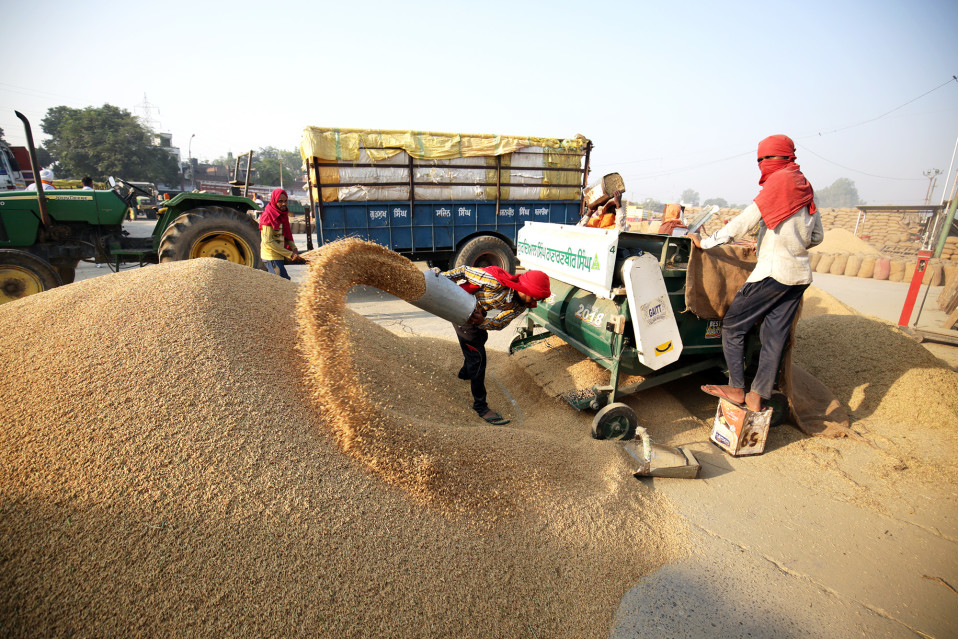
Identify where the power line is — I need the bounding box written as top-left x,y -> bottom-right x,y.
610,75 -> 958,182
801,75 -> 958,139
796,143 -> 924,181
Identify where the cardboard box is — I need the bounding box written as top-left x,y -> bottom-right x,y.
710,398 -> 771,456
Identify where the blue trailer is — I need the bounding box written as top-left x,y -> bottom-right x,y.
300,128 -> 592,272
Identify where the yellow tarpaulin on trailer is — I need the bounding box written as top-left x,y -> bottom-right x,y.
300,127 -> 590,203
300,127 -> 587,162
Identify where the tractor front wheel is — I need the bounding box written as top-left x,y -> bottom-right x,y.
158,206 -> 262,269
0,250 -> 63,304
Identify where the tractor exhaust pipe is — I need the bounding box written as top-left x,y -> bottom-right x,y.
15,111 -> 52,229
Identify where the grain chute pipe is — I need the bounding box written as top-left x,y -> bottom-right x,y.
15,111 -> 52,229
408,270 -> 477,325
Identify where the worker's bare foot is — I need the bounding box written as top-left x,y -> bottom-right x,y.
745,391 -> 764,412
701,384 -> 745,405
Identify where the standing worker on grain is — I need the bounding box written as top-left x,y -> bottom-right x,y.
688,134 -> 823,413
439,266 -> 551,425
259,188 -> 299,280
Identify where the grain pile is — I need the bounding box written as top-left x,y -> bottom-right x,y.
792,312 -> 958,485
809,228 -> 881,255
0,255 -> 686,638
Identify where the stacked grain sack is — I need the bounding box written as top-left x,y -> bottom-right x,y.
687,205 -> 957,286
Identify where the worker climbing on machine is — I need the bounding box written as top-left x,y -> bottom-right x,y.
438,265 -> 551,425
579,189 -> 627,231
687,134 -> 823,413
259,188 -> 300,279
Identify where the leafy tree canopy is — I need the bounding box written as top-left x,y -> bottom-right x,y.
680,189 -> 700,206
40,104 -> 179,184
703,197 -> 728,207
815,177 -> 861,208
254,146 -> 302,188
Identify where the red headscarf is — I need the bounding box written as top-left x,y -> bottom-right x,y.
752,134 -> 817,230
461,266 -> 551,306
258,188 -> 294,243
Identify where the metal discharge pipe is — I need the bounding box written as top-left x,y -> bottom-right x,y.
408,270 -> 477,325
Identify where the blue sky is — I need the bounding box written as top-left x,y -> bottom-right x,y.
2,0 -> 956,205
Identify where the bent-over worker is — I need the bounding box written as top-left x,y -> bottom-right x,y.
688,134 -> 823,413
259,188 -> 299,280
440,265 -> 551,425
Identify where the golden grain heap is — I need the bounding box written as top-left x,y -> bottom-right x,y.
0,253 -> 685,638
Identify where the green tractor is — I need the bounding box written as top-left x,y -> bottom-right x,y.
0,111 -> 262,304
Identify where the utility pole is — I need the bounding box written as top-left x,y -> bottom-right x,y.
188,134 -> 196,191
923,168 -> 941,204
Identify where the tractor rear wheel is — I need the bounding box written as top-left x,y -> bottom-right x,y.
0,250 -> 63,304
453,236 -> 516,274
158,206 -> 262,269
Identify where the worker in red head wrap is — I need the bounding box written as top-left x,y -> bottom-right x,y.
439,264 -> 551,425
687,134 -> 824,412
259,188 -> 300,279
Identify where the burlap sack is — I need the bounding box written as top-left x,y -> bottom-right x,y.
685,244 -> 756,319
857,256 -> 876,278
816,254 -> 835,274
786,365 -> 856,438
830,253 -> 848,275
873,257 -> 890,280
903,261 -> 916,283
844,254 -> 863,277
944,263 -> 958,287
922,261 -> 943,286
809,252 -> 822,270
889,259 -> 905,282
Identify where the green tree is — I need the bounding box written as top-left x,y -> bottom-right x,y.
641,197 -> 664,213
254,146 -> 301,188
815,177 -> 860,208
40,104 -> 179,184
680,189 -> 700,206
703,197 -> 728,207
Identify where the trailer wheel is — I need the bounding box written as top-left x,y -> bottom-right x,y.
158,206 -> 262,269
453,236 -> 516,274
0,249 -> 62,304
591,402 -> 637,440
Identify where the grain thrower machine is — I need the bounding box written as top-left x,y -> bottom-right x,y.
508,221 -> 764,478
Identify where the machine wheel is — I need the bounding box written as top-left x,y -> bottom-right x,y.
453,235 -> 516,273
158,206 -> 262,269
591,402 -> 638,440
0,250 -> 63,304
